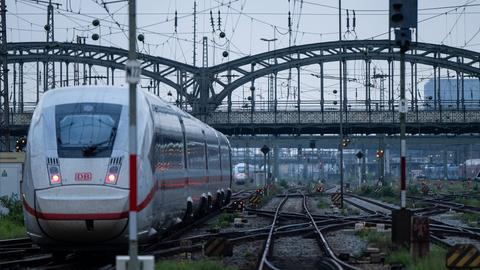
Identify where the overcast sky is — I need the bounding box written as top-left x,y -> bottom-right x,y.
6,0 -> 480,104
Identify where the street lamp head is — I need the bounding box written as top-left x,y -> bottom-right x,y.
260,38 -> 278,42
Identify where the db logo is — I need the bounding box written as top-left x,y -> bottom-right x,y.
75,172 -> 92,181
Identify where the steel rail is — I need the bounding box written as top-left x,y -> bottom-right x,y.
408,195 -> 480,215
257,193 -> 290,270
301,193 -> 360,270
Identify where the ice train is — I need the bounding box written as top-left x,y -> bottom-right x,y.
21,86 -> 232,249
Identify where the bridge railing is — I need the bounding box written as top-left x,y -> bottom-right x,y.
214,99 -> 480,112
7,100 -> 480,126
206,109 -> 480,125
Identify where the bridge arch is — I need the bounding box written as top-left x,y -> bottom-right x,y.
6,42 -> 198,98
207,40 -> 480,110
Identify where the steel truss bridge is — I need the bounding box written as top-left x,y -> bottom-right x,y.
1,39 -> 480,147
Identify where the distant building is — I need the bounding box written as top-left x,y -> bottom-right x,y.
423,78 -> 479,109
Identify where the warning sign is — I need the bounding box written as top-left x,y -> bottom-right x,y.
331,193 -> 342,205
446,244 -> 480,268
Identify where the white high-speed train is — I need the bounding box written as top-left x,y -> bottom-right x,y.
21,86 -> 232,250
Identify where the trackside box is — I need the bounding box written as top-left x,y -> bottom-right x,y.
0,152 -> 24,214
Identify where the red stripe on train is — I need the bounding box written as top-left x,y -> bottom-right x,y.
24,175 -> 228,220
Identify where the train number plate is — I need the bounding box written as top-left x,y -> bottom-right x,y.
75,172 -> 92,181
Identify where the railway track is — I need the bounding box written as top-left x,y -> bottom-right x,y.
0,189 -> 257,270
257,191 -> 360,270
345,194 -> 480,250
408,195 -> 480,215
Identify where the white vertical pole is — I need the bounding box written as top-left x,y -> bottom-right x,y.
127,0 -> 139,269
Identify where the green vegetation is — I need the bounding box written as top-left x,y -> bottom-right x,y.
387,246 -> 447,270
316,199 -> 329,209
243,250 -> 255,259
357,185 -> 397,204
0,218 -> 26,239
0,195 -> 26,239
456,212 -> 479,227
215,213 -> 238,229
155,260 -> 236,270
355,228 -> 391,252
455,197 -> 480,208
278,179 -> 288,188
0,195 -> 23,224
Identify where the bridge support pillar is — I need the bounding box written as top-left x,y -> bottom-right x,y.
273,143 -> 279,183
362,147 -> 367,184
443,150 -> 448,181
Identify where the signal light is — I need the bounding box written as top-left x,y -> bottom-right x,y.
376,149 -> 385,159
341,137 -> 351,148
15,137 -> 27,152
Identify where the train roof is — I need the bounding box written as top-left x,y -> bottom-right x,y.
36,86 -> 229,142
37,86 -> 184,117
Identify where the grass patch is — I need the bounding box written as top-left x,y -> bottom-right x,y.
387,246 -> 447,270
356,186 -> 397,204
316,199 -> 329,209
155,260 -> 236,270
355,228 -> 391,251
215,213 -> 238,229
0,195 -> 25,240
455,198 -> 480,208
278,179 -> 288,188
456,212 -> 479,227
0,218 -> 26,239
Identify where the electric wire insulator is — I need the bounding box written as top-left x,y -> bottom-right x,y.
174,10 -> 178,32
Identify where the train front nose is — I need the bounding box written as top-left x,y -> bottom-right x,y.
33,185 -> 129,243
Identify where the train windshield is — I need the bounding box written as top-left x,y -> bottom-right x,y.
55,103 -> 122,158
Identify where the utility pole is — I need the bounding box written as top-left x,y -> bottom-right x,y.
0,0 -> 8,151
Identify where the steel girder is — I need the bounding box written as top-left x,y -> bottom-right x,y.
208,39 -> 480,110
6,42 -> 198,99
2,40 -> 480,116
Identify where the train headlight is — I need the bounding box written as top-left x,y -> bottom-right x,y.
105,165 -> 119,185
48,166 -> 62,185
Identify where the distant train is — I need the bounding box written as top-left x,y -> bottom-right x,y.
461,159 -> 480,180
233,163 -> 256,185
421,160 -> 480,181
22,86 -> 232,250
423,164 -> 460,180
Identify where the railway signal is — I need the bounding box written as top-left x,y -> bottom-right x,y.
376,149 -> 384,159
15,137 -> 27,152
341,137 -> 351,148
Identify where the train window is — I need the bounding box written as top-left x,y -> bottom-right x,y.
160,134 -> 184,170
55,103 -> 121,158
185,124 -> 206,170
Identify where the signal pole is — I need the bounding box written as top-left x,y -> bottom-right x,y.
390,0 -> 417,249
127,0 -> 140,269
338,0 -> 344,208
